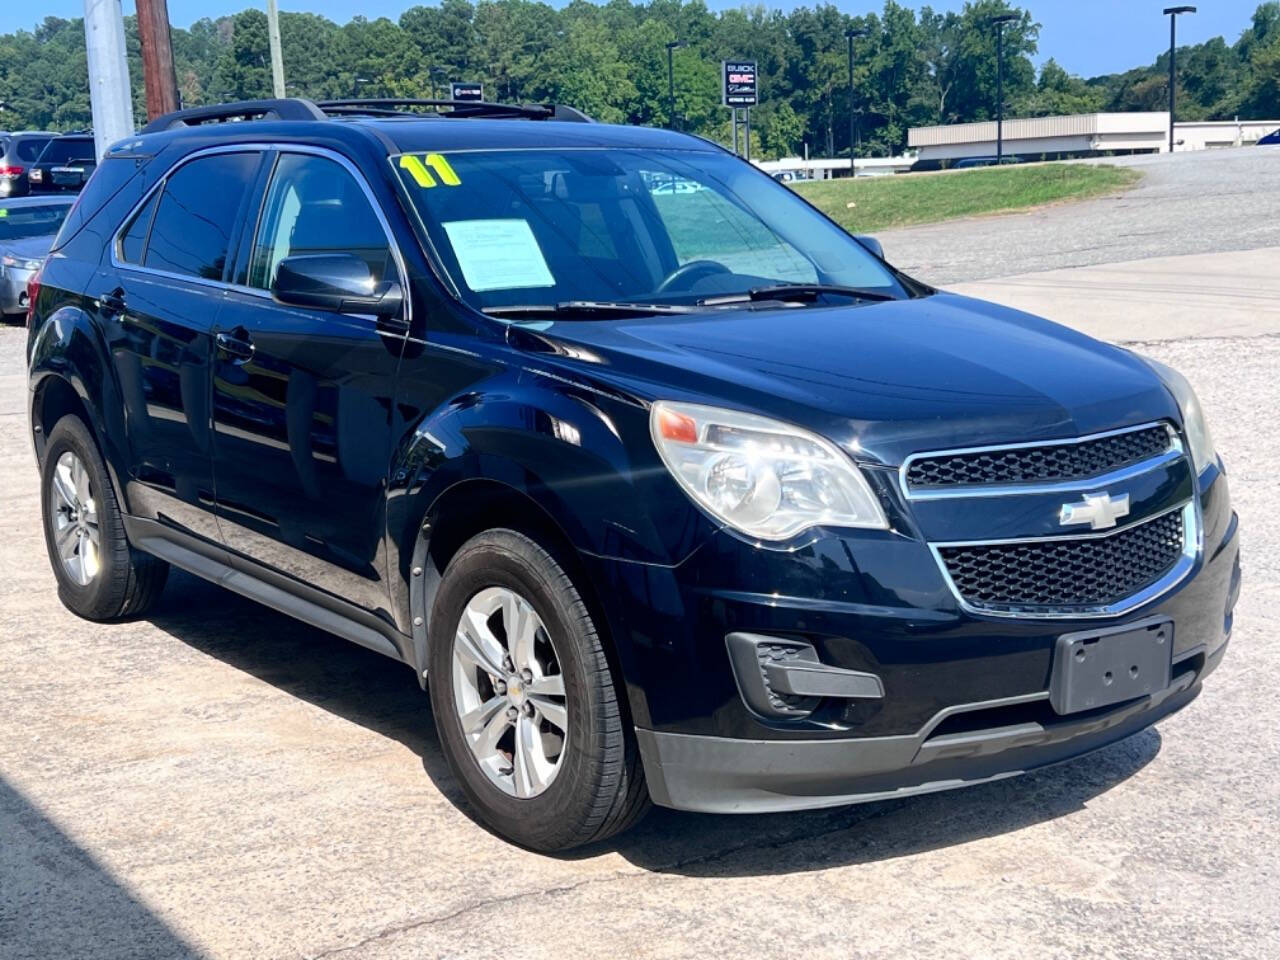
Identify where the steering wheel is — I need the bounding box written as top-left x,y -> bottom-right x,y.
654,260 -> 732,294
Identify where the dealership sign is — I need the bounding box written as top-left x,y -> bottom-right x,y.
721,60 -> 758,107
450,82 -> 484,102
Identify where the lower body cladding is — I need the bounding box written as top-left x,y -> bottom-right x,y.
590,476 -> 1240,815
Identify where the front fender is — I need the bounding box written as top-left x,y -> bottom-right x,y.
383,361 -> 716,653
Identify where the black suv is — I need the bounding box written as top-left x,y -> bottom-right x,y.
26,134 -> 97,193
27,99 -> 1240,851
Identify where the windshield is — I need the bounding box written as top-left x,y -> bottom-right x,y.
394,148 -> 903,312
39,139 -> 95,164
0,203 -> 71,240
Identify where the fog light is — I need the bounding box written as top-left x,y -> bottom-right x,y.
726,632 -> 883,720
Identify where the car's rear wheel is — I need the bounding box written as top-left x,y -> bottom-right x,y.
40,416 -> 168,620
428,528 -> 648,851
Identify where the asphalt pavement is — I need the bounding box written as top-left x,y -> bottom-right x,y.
879,147 -> 1280,285
2,150 -> 1278,959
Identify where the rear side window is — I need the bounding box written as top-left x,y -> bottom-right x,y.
247,152 -> 394,290
118,189 -> 159,264
144,152 -> 258,281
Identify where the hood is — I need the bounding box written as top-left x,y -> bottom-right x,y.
1,235 -> 56,263
509,292 -> 1178,465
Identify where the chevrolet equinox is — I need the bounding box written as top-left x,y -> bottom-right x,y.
25,98 -> 1241,851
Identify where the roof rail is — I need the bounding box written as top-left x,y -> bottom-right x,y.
140,98 -> 327,134
316,98 -> 594,123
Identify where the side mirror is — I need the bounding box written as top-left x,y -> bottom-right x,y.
854,234 -> 884,260
272,254 -> 403,319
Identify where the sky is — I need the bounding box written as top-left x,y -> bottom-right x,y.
7,1 -> 1266,79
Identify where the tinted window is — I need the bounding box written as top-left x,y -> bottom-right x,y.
52,155 -> 150,253
145,152 -> 258,281
16,138 -> 53,163
248,153 -> 394,289
118,189 -> 159,263
38,139 -> 95,165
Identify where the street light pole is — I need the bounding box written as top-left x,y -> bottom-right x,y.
989,13 -> 1018,165
845,27 -> 867,176
665,40 -> 686,130
1163,6 -> 1196,153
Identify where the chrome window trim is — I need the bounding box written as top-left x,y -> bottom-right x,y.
899,421 -> 1182,501
929,499 -> 1200,620
108,142 -> 411,330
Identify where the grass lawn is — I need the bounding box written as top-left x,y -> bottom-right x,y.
793,163 -> 1142,234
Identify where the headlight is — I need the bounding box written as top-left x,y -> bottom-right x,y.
1142,356 -> 1216,474
650,401 -> 888,541
1,255 -> 40,271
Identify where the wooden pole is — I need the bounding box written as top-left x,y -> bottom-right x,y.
135,0 -> 179,120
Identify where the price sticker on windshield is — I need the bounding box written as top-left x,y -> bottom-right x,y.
399,153 -> 462,189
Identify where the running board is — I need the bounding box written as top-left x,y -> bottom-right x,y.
123,516 -> 410,664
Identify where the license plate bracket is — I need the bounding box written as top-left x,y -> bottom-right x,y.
1050,617 -> 1173,715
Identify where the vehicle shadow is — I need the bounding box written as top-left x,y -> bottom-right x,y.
145,571 -> 1162,878
0,776 -> 204,960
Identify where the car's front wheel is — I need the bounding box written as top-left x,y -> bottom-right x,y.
428,528 -> 648,851
39,416 -> 168,620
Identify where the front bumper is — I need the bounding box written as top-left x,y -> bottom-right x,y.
587,467 -> 1239,813
638,639 -> 1223,813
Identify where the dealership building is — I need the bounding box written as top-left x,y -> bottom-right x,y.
908,111 -> 1280,167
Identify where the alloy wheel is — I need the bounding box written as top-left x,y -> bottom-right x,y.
49,451 -> 101,587
450,586 -> 569,799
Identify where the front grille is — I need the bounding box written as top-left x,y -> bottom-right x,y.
906,424 -> 1172,490
938,508 -> 1185,613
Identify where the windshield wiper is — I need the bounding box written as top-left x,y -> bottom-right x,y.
697,284 -> 897,306
484,300 -> 705,319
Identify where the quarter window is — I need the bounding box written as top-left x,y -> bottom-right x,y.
118,189 -> 159,264
144,152 -> 258,281
248,153 -> 394,290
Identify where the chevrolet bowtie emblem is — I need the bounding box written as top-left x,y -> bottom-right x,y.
1059,492 -> 1131,531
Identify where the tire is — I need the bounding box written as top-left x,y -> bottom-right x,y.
40,415 -> 169,620
428,528 -> 649,851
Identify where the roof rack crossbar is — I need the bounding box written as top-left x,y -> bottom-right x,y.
140,98 -> 327,134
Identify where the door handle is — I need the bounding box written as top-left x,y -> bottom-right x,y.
98,288 -> 126,317
215,330 -> 255,362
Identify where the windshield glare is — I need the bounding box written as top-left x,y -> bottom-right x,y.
394,148 -> 902,312
0,203 -> 71,241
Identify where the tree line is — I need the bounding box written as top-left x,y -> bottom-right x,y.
1,0 -> 1277,160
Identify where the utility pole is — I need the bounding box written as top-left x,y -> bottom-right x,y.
136,0 -> 180,120
267,0 -> 286,98
845,27 -> 867,176
1164,6 -> 1196,153
665,40 -> 685,130
83,0 -> 135,158
989,13 -> 1018,164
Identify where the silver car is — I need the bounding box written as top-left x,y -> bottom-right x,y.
0,196 -> 73,319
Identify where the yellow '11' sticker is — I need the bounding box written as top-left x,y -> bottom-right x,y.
399,153 -> 461,188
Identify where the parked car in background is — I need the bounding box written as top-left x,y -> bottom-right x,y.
0,132 -> 57,198
27,135 -> 96,193
0,195 -> 73,320
1258,128 -> 1280,145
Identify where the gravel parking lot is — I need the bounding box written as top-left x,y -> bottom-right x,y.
2,151 -> 1278,959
